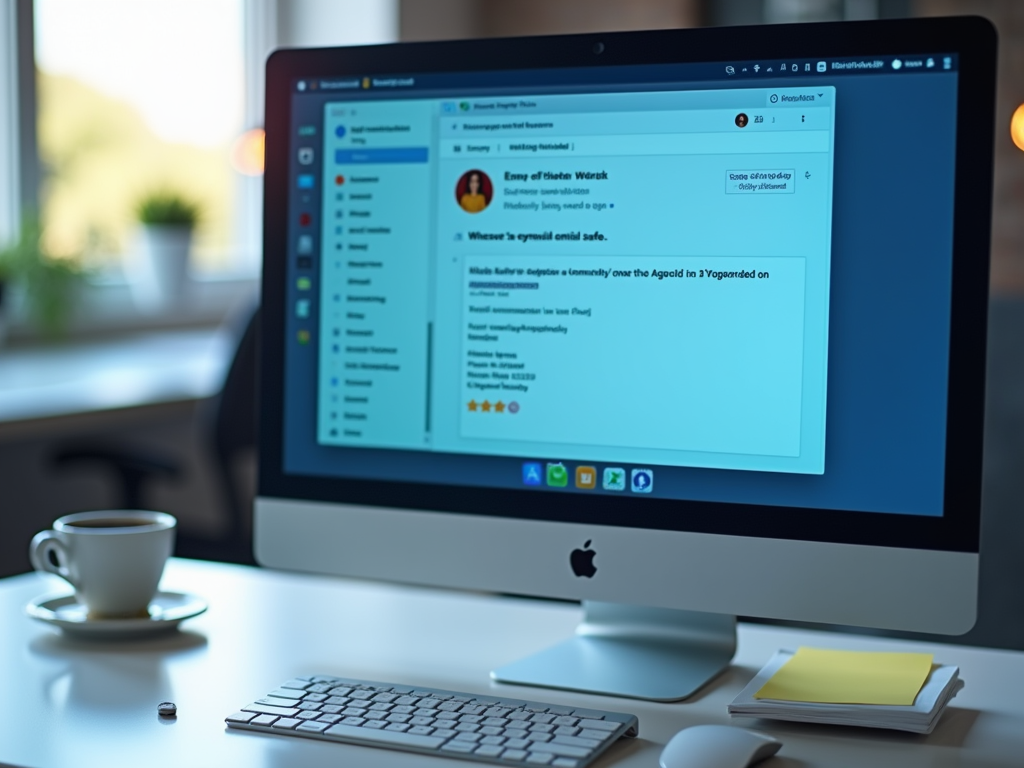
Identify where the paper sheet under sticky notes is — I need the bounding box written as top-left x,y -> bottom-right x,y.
753,647 -> 934,705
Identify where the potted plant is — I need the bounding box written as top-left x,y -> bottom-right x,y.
0,215 -> 83,341
130,191 -> 200,310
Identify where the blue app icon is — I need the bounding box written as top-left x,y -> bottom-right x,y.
335,125 -> 346,138
297,174 -> 314,189
522,462 -> 542,486
631,469 -> 654,494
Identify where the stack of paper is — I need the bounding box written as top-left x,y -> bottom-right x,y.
728,648 -> 964,734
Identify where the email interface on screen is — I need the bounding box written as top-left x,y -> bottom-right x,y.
283,55 -> 959,518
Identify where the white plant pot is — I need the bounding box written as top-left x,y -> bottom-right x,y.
128,225 -> 193,311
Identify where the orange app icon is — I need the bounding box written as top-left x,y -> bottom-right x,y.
575,466 -> 597,489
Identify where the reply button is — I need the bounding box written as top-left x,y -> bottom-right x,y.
725,169 -> 796,194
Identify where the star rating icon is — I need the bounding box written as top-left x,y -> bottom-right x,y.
467,400 -> 478,411
481,400 -> 492,412
495,401 -> 505,413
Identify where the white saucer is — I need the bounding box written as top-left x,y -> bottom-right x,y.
26,591 -> 207,639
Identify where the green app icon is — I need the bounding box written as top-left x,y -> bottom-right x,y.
546,462 -> 568,487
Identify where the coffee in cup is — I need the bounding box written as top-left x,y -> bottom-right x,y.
29,510 -> 176,619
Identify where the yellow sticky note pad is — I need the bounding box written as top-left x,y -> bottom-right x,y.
754,647 -> 934,705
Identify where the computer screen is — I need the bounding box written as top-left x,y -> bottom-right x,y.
257,18 -> 995,698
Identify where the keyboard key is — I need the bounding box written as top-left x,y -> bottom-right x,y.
251,714 -> 278,726
577,719 -> 618,732
392,705 -> 416,715
526,732 -> 553,743
460,704 -> 486,715
304,693 -> 328,702
226,711 -> 257,724
531,714 -> 556,724
541,742 -> 591,758
341,716 -> 366,726
387,714 -> 412,724
341,708 -> 368,718
268,688 -> 304,700
579,729 -> 614,742
410,716 -> 435,727
349,690 -> 374,701
526,754 -> 554,765
327,687 -> 353,697
509,710 -> 532,721
506,729 -> 530,740
480,735 -> 506,745
552,735 -> 600,749
385,723 -> 410,732
408,726 -> 434,736
395,696 -> 420,706
417,698 -> 440,709
484,717 -> 509,727
503,749 -> 529,761
297,712 -> 320,721
271,718 -> 300,729
554,726 -> 579,736
459,715 -> 484,724
307,684 -> 332,694
547,706 -> 575,716
454,732 -> 483,743
433,728 -> 457,739
531,724 -> 555,733
453,722 -> 479,732
365,720 -> 388,729
320,705 -> 343,715
553,716 -> 579,727
570,709 -> 605,720
553,760 -> 580,768
241,703 -> 299,718
368,702 -> 393,712
325,722 -> 447,750
316,714 -> 342,724
297,721 -> 329,733
441,741 -> 476,754
256,696 -> 303,708
505,738 -> 531,750
279,680 -> 310,691
479,726 -> 503,736
391,686 -> 414,694
325,696 -> 348,706
475,745 -> 505,758
373,693 -> 399,703
297,702 -> 322,711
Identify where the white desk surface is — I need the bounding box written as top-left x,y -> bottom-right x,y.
1,558 -> 1022,768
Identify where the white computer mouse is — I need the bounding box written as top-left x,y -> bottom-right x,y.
659,725 -> 782,768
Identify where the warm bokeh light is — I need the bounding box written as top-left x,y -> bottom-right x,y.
231,128 -> 266,176
1013,104 -> 1024,153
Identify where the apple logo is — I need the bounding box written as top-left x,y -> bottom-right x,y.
570,540 -> 597,578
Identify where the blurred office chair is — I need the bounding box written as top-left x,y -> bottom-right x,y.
51,305 -> 259,564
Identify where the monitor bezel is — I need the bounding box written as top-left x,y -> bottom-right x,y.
260,17 -> 996,555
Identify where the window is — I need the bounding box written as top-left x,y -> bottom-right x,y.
34,0 -> 251,275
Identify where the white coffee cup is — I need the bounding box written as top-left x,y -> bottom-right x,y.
29,510 -> 176,618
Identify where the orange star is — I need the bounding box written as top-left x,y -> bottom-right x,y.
494,401 -> 505,413
481,400 -> 492,412
467,400 -> 478,411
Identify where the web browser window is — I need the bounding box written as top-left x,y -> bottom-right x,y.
316,89 -> 835,474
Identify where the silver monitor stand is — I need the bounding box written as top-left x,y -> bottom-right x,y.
491,602 -> 736,701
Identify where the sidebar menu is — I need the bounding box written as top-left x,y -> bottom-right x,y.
317,99 -> 434,449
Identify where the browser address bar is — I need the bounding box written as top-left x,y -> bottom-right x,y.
440,130 -> 829,159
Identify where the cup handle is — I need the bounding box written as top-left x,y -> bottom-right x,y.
29,531 -> 73,585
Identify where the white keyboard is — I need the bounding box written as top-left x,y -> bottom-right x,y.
226,674 -> 639,767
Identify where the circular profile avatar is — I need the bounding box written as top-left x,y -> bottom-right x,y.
456,169 -> 493,213
735,112 -> 749,128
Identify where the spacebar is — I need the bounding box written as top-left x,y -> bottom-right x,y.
324,723 -> 446,750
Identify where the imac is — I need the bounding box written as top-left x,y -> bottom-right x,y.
256,17 -> 996,701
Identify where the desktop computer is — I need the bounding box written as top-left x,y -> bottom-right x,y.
254,17 -> 996,707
